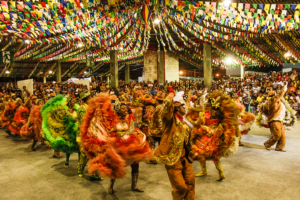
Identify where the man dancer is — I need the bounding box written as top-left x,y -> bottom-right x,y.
154,94 -> 195,200
262,85 -> 287,152
77,91 -> 102,181
146,95 -> 164,164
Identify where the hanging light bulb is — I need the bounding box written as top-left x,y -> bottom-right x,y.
154,18 -> 160,24
25,40 -> 30,44
223,0 -> 231,7
285,52 -> 291,57
78,43 -> 83,47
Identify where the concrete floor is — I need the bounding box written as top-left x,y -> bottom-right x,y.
0,122 -> 299,200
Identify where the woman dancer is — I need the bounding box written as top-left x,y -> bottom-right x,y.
80,93 -> 153,194
187,91 -> 240,181
41,95 -> 79,168
20,99 -> 44,151
9,98 -> 30,135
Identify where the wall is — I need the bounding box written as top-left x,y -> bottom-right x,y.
143,51 -> 157,82
165,52 -> 179,82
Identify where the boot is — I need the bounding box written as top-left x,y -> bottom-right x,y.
264,142 -> 271,150
31,140 -> 38,151
131,173 -> 144,192
214,161 -> 225,181
195,161 -> 207,177
108,179 -> 116,194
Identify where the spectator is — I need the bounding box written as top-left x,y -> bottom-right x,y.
22,86 -> 30,98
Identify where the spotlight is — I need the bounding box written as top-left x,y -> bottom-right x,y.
154,18 -> 160,24
225,57 -> 232,64
25,40 -> 30,44
179,71 -> 183,75
78,43 -> 83,47
5,70 -> 9,74
49,70 -> 52,74
285,52 -> 291,57
223,0 -> 231,7
216,74 -> 219,77
84,71 -> 87,74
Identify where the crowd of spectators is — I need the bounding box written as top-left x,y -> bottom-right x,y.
0,70 -> 299,116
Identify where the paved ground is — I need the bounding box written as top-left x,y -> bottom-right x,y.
0,122 -> 299,200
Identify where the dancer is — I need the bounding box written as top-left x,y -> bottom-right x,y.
261,85 -> 288,152
1,97 -> 22,136
231,94 -> 255,146
76,91 -> 102,181
41,95 -> 79,167
9,98 -> 30,135
20,99 -> 44,151
188,91 -> 240,181
146,95 -> 165,164
80,93 -> 153,194
154,93 -> 195,200
141,97 -> 156,164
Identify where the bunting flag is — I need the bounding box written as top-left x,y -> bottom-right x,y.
142,5 -> 152,27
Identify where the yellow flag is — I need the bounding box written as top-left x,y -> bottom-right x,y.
231,3 -> 237,8
264,4 -> 270,14
165,0 -> 170,6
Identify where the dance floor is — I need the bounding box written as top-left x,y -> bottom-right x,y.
0,122 -> 299,200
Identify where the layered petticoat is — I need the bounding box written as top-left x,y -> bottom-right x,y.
0,102 -> 17,129
9,105 -> 29,134
191,118 -> 239,160
238,112 -> 255,135
20,105 -> 43,141
41,95 -> 79,153
81,93 -> 153,179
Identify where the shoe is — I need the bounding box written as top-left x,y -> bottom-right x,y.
90,174 -> 103,181
239,142 -> 245,146
53,151 -> 63,158
146,158 -> 157,164
31,148 -> 36,151
131,173 -> 144,192
214,161 -> 225,181
195,171 -> 207,177
78,173 -> 83,177
275,148 -> 286,152
64,163 -> 69,168
53,154 -> 63,158
195,161 -> 207,177
264,143 -> 271,150
5,130 -> 12,136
